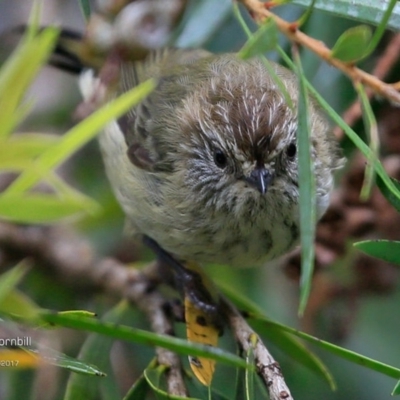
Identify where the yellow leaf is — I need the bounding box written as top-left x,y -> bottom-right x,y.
0,349 -> 40,369
185,297 -> 219,386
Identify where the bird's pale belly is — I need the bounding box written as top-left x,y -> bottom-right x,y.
131,205 -> 299,268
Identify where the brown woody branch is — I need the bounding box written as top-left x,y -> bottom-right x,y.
0,222 -> 293,399
333,33 -> 400,140
0,222 -> 187,397
237,0 -> 400,105
221,297 -> 294,400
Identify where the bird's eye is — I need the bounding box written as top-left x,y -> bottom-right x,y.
214,149 -> 228,168
286,143 -> 297,159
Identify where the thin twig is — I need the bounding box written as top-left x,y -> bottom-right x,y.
237,0 -> 400,105
0,220 -> 295,399
333,33 -> 400,140
221,296 -> 294,400
0,222 -> 188,397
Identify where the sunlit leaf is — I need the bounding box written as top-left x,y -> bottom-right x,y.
0,289 -> 40,320
0,262 -> 30,305
59,310 -> 96,318
4,79 -> 155,195
0,134 -> 59,170
0,27 -> 59,137
0,193 -> 90,223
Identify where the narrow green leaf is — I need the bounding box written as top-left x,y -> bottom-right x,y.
218,282 -> 336,390
0,290 -> 40,320
78,0 -> 91,20
367,0 -> 397,55
123,374 -> 150,400
233,3 -> 294,109
0,262 -> 30,305
39,312 -> 248,370
144,365 -> 201,399
311,86 -> 399,201
26,0 -> 42,39
43,171 -> 100,216
4,79 -> 155,195
59,310 -> 97,318
232,2 -> 252,37
0,134 -> 60,170
234,364 -> 247,400
257,318 -> 400,381
376,176 -> 400,213
293,47 -> 316,316
392,379 -> 400,396
355,82 -> 378,199
0,193 -> 90,223
29,346 -> 106,376
238,18 -> 278,60
292,0 -> 400,32
0,27 -> 59,137
276,46 -> 400,205
245,335 -> 256,400
331,25 -> 372,63
354,240 -> 400,265
64,302 -> 130,400
297,0 -> 317,27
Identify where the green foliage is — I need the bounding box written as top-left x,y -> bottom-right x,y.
0,27 -> 59,137
293,47 -> 317,316
354,240 -> 400,265
330,25 -> 373,63
292,0 -> 400,31
0,262 -> 31,306
0,27 -> 155,224
237,18 -> 278,59
221,280 -> 400,387
1,0 -> 400,399
39,311 -> 248,370
377,176 -> 400,213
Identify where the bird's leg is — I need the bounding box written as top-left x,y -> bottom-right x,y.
142,235 -> 224,333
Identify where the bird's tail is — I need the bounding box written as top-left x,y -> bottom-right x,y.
49,28 -> 86,75
10,26 -> 89,75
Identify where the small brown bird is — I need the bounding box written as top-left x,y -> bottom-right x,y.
63,43 -> 342,268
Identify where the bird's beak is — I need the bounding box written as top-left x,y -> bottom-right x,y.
245,167 -> 273,195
